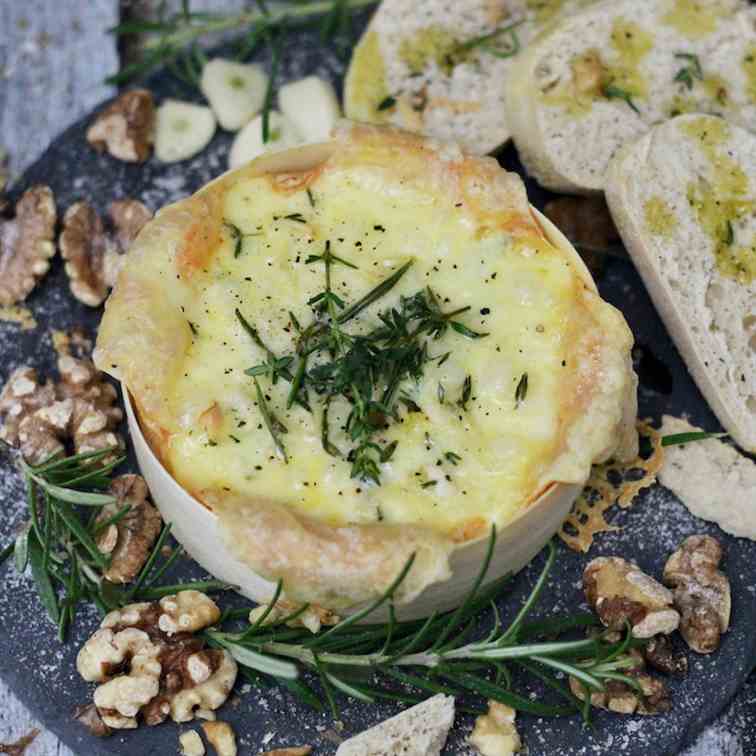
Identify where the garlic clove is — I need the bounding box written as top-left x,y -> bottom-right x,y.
154,100 -> 217,163
200,58 -> 268,131
228,111 -> 302,169
279,75 -> 341,144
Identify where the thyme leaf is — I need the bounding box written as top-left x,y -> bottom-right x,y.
253,377 -> 289,462
515,372 -> 529,408
603,83 -> 640,114
673,53 -> 703,90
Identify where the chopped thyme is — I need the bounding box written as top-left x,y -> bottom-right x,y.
242,258 -> 483,484
380,440 -> 398,463
320,396 -> 342,458
455,20 -> 523,59
437,351 -> 451,367
206,439 -> 218,447
223,220 -> 261,258
437,382 -> 446,404
377,95 -> 397,111
515,372 -> 529,408
673,53 -> 703,90
306,188 -> 316,208
458,375 -> 472,411
229,434 -> 241,444
603,83 -> 640,114
187,320 -> 199,336
421,480 -> 438,489
445,451 -> 462,465
723,220 -> 734,246
224,221 -> 243,258
283,212 -> 307,223
253,377 -> 288,462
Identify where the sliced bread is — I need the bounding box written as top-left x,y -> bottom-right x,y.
605,115 -> 755,451
659,416 -> 756,540
505,0 -> 756,193
344,0 -> 593,154
335,694 -> 454,756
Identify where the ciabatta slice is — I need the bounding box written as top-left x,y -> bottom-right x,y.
344,0 -> 592,155
335,694 -> 454,756
606,115 -> 755,451
659,416 -> 756,540
506,0 -> 756,193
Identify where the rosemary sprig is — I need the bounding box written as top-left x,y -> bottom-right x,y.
1,448 -> 230,639
205,531 -> 645,721
107,0 -> 379,86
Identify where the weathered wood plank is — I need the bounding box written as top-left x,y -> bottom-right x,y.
0,0 -> 119,182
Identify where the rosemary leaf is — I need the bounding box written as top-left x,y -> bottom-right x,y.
28,532 -> 60,623
661,430 -> 728,447
13,523 -> 30,572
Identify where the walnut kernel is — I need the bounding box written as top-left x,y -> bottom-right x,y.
95,474 -> 162,583
663,535 -> 731,654
584,556 -> 680,638
0,185 -> 56,305
202,721 -> 237,756
86,89 -> 155,162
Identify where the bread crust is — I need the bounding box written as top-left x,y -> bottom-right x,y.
96,123 -> 638,608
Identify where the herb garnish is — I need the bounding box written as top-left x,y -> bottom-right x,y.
603,83 -> 640,114
206,532 -> 647,721
661,430 -> 728,447
377,95 -> 397,111
0,447 -> 228,639
253,377 -> 289,462
673,53 -> 703,90
444,451 -> 462,465
241,256 -> 486,483
224,221 -> 261,258
515,372 -> 529,408
454,20 -> 524,59
458,375 -> 473,411
723,220 -> 734,246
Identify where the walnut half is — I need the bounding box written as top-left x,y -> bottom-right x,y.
76,594 -> 236,731
86,89 -> 155,163
95,475 -> 162,584
583,557 -> 680,638
663,535 -> 731,654
60,199 -> 152,307
569,649 -> 671,716
0,185 -> 56,305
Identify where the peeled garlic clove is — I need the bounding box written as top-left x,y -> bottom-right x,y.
228,111 -> 301,169
154,100 -> 216,163
200,58 -> 268,131
279,75 -> 341,143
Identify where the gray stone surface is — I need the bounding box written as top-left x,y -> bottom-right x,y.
0,2 -> 752,755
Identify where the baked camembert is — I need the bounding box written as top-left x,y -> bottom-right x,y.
95,123 -> 638,610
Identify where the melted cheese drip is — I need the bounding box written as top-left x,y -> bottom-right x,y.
165,164 -> 579,536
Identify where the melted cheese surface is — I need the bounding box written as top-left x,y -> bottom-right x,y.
165,162 -> 581,536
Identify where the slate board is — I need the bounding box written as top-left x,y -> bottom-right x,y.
1,16 -> 755,756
